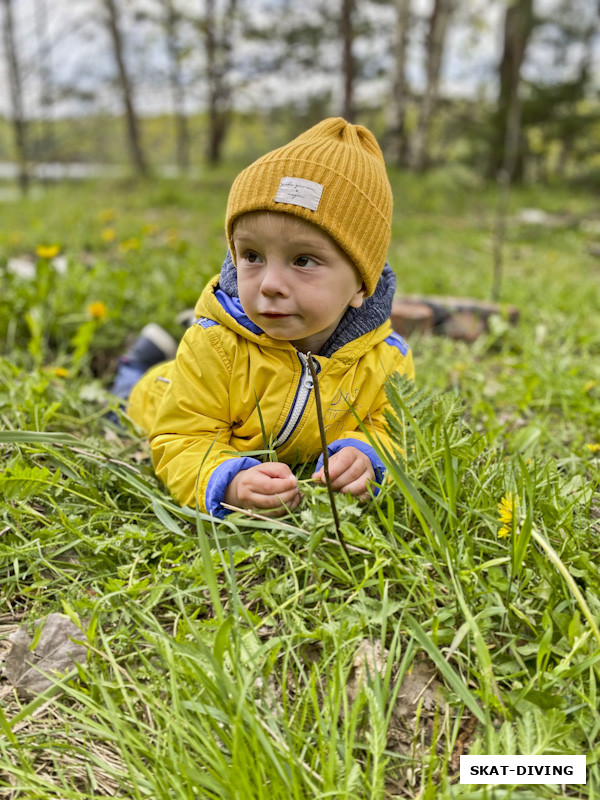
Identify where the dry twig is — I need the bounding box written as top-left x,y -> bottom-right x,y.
306,353 -> 350,561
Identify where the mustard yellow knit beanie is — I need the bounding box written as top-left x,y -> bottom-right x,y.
225,117 -> 392,297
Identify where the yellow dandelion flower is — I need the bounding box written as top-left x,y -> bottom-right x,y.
498,493 -> 516,524
44,366 -> 69,378
584,380 -> 598,393
586,443 -> 600,454
99,208 -> 117,223
87,300 -> 108,320
36,244 -> 60,260
497,492 -> 518,538
119,237 -> 140,252
101,227 -> 117,242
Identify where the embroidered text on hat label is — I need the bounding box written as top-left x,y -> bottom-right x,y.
274,177 -> 323,211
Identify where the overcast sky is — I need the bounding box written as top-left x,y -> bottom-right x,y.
0,0 -> 597,120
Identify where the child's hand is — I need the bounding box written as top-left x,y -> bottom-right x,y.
224,461 -> 301,516
312,446 -> 375,501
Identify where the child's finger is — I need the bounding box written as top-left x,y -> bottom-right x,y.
324,451 -> 353,481
253,487 -> 299,507
257,461 -> 296,480
248,470 -> 297,495
246,489 -> 301,515
312,449 -> 374,488
330,464 -> 363,490
330,458 -> 372,491
313,463 -> 364,487
312,454 -> 355,484
337,474 -> 373,499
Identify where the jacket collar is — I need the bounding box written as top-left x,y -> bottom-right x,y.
215,250 -> 395,357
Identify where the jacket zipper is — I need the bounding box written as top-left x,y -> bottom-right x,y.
274,352 -> 319,449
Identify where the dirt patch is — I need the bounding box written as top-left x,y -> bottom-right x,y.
343,639 -> 478,797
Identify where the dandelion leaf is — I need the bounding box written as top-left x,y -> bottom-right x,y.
0,463 -> 60,501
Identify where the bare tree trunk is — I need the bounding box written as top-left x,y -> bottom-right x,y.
490,2 -> 534,300
388,0 -> 411,167
488,0 -> 534,180
204,0 -> 237,164
103,0 -> 148,177
491,82 -> 522,301
163,0 -> 190,173
557,20 -> 597,179
204,0 -> 219,163
341,0 -> 355,122
410,0 -> 454,172
1,0 -> 29,194
33,0 -> 55,161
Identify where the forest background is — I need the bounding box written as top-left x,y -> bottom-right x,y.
1,0 -> 599,187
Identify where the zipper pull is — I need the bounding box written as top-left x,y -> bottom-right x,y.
299,352 -> 314,388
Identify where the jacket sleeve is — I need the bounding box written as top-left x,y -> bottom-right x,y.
148,327 -> 260,516
315,346 -> 415,494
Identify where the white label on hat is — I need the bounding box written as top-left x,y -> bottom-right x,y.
274,177 -> 323,211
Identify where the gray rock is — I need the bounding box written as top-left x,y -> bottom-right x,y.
4,613 -> 87,697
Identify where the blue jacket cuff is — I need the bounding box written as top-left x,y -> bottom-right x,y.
205,456 -> 262,518
315,438 -> 386,496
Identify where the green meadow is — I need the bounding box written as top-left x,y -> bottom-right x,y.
1,167 -> 599,798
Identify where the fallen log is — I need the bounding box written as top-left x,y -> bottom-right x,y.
391,295 -> 519,342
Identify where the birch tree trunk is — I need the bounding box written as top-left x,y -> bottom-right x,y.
1,0 -> 29,194
163,0 -> 190,172
410,0 -> 454,172
340,0 -> 355,122
388,0 -> 411,167
103,0 -> 148,177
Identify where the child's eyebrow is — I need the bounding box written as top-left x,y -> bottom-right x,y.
233,233 -> 328,253
289,239 -> 327,252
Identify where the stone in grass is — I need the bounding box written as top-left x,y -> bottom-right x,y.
4,613 -> 87,698
345,639 -> 388,706
345,641 -> 449,752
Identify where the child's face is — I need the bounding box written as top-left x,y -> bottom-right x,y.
232,211 -> 366,354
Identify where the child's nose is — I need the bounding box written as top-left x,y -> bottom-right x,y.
259,263 -> 289,296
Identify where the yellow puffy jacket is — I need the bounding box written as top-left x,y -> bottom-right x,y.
128,273 -> 414,517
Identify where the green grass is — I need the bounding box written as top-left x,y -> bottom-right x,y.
1,169 -> 600,798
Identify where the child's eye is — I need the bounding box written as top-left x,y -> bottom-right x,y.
295,256 -> 317,268
243,250 -> 262,264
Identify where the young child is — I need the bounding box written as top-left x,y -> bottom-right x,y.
117,117 -> 414,518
